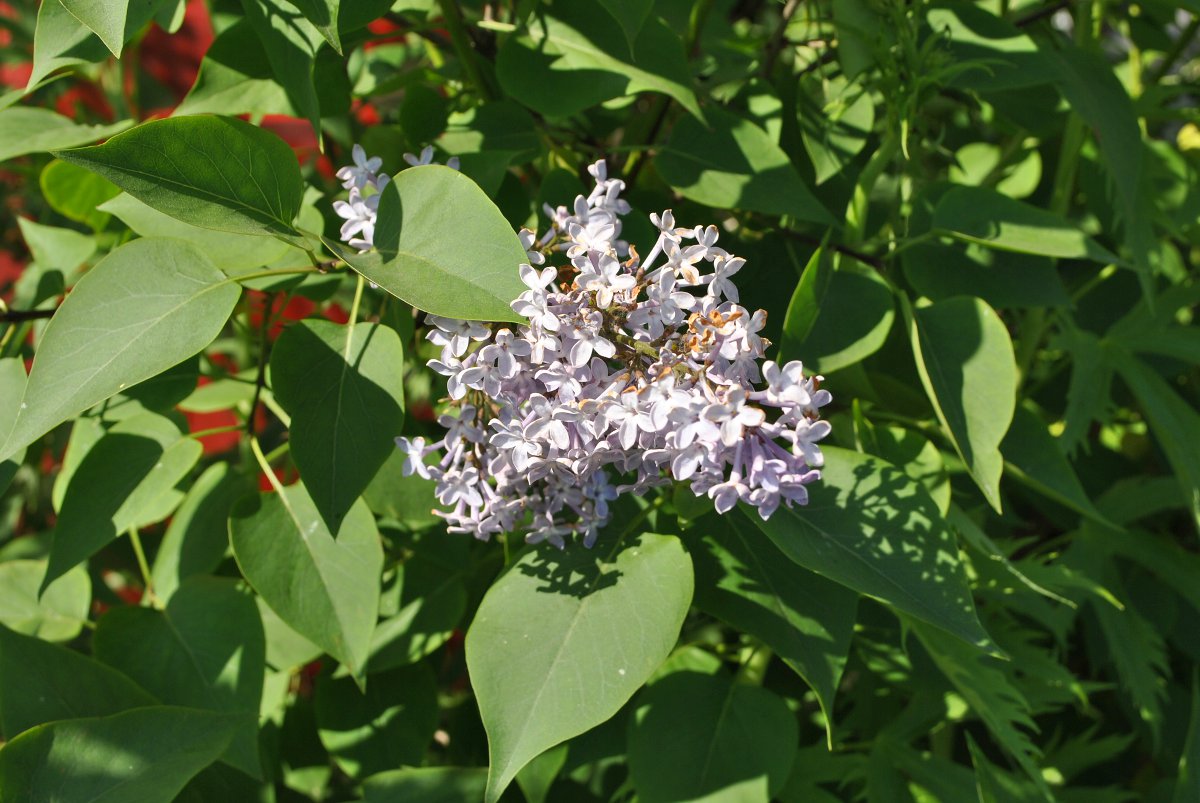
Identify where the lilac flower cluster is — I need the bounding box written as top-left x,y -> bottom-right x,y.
335,149 -> 832,547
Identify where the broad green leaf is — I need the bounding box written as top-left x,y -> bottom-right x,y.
1175,675 -> 1200,803
43,413 -> 202,591
328,165 -> 528,322
40,159 -> 120,231
54,115 -> 304,240
0,107 -> 128,163
0,706 -> 241,803
239,0 -> 324,135
99,192 -> 293,271
907,296 -> 1016,513
597,0 -> 652,51
780,244 -> 832,351
59,0 -> 163,57
0,238 -> 240,463
16,217 -> 94,276
912,621 -> 1046,793
747,447 -> 994,651
28,0 -> 111,88
628,670 -> 797,803
466,532 -> 693,803
0,623 -> 157,740
1002,405 -> 1109,525
175,20 -> 296,118
657,107 -> 831,225
688,516 -> 856,736
271,319 -> 405,533
948,505 -> 1072,608
229,485 -> 383,678
0,561 -> 90,642
93,577 -> 265,777
315,663 -> 438,779
497,3 -> 701,120
933,186 -> 1119,263
779,259 -> 893,373
363,767 -> 488,803
855,418 -> 950,515
151,463 -> 251,602
902,243 -> 1069,310
1112,351 -> 1200,534
515,745 -> 568,803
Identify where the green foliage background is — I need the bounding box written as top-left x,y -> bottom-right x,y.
0,0 -> 1198,801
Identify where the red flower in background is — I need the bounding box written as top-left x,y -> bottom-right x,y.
139,0 -> 213,103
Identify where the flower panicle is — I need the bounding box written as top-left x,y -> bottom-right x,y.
334,150 -> 831,548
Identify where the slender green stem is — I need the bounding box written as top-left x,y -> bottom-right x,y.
251,436 -> 286,496
187,423 -> 243,441
264,440 -> 291,464
128,527 -> 159,609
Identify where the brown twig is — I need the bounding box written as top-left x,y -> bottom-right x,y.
778,229 -> 886,271
0,308 -> 55,323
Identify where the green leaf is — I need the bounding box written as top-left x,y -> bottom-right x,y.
0,107 -> 128,163
907,296 -> 1016,513
99,192 -> 293,272
779,258 -> 893,373
271,319 -> 405,534
362,767 -> 488,803
1112,351 -> 1200,534
516,745 -> 567,803
597,0 -> 652,51
229,484 -> 383,678
688,516 -> 856,735
968,733 -> 1045,803
363,450 -> 442,531
798,75 -> 876,185
239,0 -> 324,135
0,238 -> 240,463
328,165 -> 528,323
855,418 -> 951,515
911,621 -> 1046,793
59,0 -> 163,57
932,186 -> 1119,263
747,447 -> 994,651
93,577 -> 265,778
16,217 -> 94,276
53,115 -> 304,240
466,532 -> 694,803
151,463 -> 251,603
497,3 -> 701,120
291,0 -> 341,53
315,663 -> 439,779
28,0 -> 111,88
1002,405 -> 1109,525
40,159 -> 121,231
657,107 -> 832,225
0,706 -> 241,803
0,623 -> 157,740
175,20 -> 296,118
628,669 -> 797,803
902,243 -> 1069,310
43,412 -> 202,591
780,244 -> 833,350
0,561 -> 90,642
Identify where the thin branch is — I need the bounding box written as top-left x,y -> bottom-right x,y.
762,0 -> 801,77
0,308 -> 55,323
1014,0 -> 1070,29
778,229 -> 886,271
